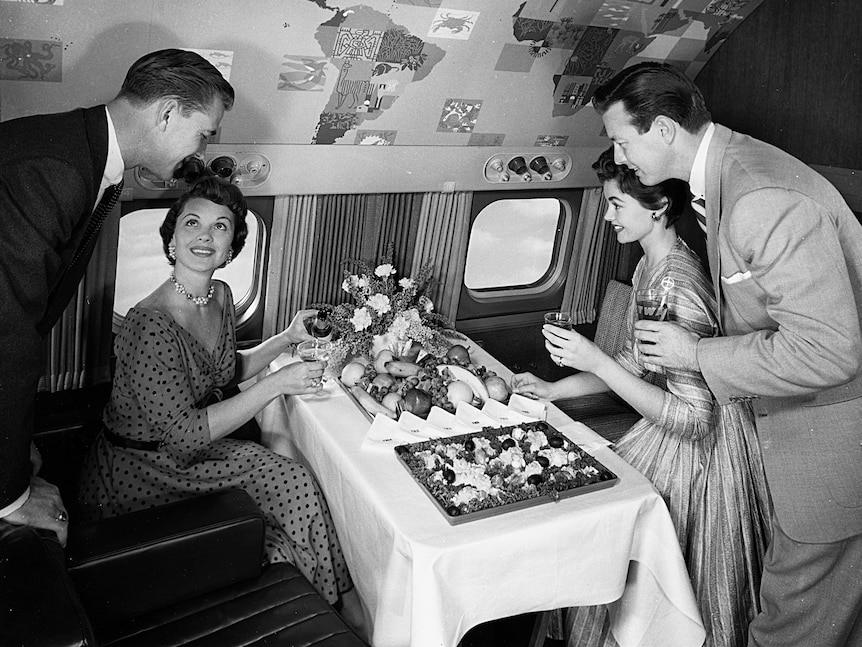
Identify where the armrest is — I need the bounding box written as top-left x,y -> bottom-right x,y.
66,489 -> 265,628
0,522 -> 95,647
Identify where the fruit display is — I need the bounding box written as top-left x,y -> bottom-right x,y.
338,344 -> 509,420
394,420 -> 618,524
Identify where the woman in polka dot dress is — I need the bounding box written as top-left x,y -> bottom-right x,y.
78,177 -> 365,632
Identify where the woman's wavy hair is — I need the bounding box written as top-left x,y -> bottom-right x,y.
160,175 -> 248,266
592,146 -> 688,228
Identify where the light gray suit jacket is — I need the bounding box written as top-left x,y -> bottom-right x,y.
696,124 -> 862,544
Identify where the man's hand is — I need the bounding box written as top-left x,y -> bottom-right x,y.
3,475 -> 69,546
633,321 -> 701,372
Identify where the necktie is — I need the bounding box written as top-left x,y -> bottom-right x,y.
691,193 -> 707,234
37,179 -> 125,335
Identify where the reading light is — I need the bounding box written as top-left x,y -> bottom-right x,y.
483,153 -> 572,184
529,156 -> 552,180
507,156 -> 528,175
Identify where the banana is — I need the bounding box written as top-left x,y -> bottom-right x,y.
384,360 -> 423,377
350,386 -> 397,419
437,364 -> 489,403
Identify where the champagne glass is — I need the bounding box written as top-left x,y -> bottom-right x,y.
297,339 -> 333,384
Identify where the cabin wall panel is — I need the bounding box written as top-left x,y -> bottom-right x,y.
695,0 -> 862,171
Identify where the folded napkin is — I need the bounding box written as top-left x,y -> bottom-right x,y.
426,407 -> 475,436
507,393 -> 548,420
362,414 -> 425,451
481,398 -> 537,425
454,401 -> 500,430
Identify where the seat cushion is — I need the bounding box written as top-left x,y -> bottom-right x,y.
102,562 -> 368,647
0,523 -> 96,647
555,393 -> 639,445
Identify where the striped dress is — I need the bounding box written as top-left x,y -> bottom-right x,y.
559,238 -> 772,647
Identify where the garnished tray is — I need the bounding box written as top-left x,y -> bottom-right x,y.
394,420 -> 617,525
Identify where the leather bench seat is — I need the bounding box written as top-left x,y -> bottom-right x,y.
102,562 -> 363,647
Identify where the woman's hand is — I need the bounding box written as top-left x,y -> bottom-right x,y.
511,372 -> 553,399
271,360 -> 325,395
282,308 -> 318,346
542,325 -> 607,373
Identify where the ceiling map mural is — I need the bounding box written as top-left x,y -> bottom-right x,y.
0,0 -> 764,148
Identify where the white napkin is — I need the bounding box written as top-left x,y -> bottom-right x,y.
426,407 -> 474,436
508,393 -> 548,421
362,414 -> 422,451
481,398 -> 537,425
454,401 -> 501,431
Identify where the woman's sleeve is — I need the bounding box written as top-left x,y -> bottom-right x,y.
118,311 -> 212,468
615,298 -> 647,378
654,282 -> 718,441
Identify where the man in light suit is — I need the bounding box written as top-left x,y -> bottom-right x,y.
592,62 -> 862,646
0,49 -> 234,545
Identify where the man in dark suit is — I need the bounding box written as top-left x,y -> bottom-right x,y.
0,49 -> 234,545
593,62 -> 862,646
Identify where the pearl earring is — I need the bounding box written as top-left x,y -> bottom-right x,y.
168,244 -> 176,260
651,212 -> 661,221
223,249 -> 233,267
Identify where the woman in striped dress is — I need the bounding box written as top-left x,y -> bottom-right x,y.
512,147 -> 772,647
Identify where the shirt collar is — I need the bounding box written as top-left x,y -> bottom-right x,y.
689,122 -> 715,200
102,106 -> 125,187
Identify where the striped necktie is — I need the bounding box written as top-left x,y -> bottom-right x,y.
691,193 -> 707,234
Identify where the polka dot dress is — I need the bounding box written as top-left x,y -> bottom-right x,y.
77,283 -> 352,604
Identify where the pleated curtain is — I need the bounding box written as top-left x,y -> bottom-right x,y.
561,187 -> 634,325
39,216 -> 118,392
410,191 -> 471,323
262,194 -> 318,339
262,192 -> 426,337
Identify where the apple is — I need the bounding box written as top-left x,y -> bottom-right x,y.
372,373 -> 396,389
445,344 -> 471,364
401,388 -> 432,417
446,380 -> 474,407
340,361 -> 367,387
382,392 -> 403,413
484,375 -> 509,402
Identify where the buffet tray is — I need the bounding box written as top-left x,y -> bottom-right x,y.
394,421 -> 617,525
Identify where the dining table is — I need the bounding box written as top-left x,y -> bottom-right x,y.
254,340 -> 705,647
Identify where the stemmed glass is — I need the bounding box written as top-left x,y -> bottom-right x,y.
296,339 -> 333,385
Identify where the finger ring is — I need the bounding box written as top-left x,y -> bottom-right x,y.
56,510 -> 68,523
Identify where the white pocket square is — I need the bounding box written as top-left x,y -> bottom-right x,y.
721,270 -> 751,285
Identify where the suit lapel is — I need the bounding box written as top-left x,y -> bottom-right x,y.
705,125 -> 732,325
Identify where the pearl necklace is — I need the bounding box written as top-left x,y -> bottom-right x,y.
170,271 -> 214,306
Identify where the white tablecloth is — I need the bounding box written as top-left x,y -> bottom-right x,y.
257,345 -> 705,647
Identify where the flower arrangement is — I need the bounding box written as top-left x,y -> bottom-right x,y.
313,249 -> 464,368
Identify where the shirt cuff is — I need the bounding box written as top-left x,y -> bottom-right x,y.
0,487 -> 31,518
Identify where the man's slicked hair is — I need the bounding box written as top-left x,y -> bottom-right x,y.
118,48 -> 235,114
593,62 -> 710,135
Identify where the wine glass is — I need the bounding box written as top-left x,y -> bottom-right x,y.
296,339 -> 333,384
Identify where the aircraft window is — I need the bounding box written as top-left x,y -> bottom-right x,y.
113,207 -> 261,322
464,198 -> 563,290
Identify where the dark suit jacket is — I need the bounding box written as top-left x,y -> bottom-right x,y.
0,107 -> 108,509
696,124 -> 862,543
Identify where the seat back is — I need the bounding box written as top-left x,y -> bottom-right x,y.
593,279 -> 632,358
